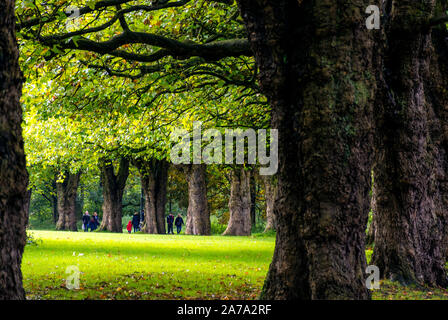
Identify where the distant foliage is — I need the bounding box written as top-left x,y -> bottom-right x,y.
26,232 -> 42,246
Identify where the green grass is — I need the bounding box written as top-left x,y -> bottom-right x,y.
22,230 -> 275,300
22,230 -> 448,300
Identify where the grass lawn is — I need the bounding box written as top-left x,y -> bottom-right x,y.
22,230 -> 275,300
22,230 -> 448,300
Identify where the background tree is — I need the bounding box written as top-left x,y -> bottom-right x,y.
372,0 -> 448,286
223,166 -> 251,236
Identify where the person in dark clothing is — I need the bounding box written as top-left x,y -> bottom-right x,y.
167,213 -> 174,234
82,211 -> 90,232
88,216 -> 96,232
93,212 -> 100,230
132,212 -> 140,233
175,214 -> 184,234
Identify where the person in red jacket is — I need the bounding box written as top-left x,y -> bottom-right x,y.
126,220 -> 132,234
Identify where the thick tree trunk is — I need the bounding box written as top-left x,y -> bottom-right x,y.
428,26 -> 448,262
223,167 -> 252,236
99,158 -> 129,233
250,171 -> 257,226
263,175 -> 277,233
0,0 -> 29,300
135,159 -> 168,234
51,179 -> 58,224
184,164 -> 211,235
55,171 -> 81,231
238,0 -> 376,299
372,0 -> 448,286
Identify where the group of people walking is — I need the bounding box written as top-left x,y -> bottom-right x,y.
82,210 -> 185,234
167,213 -> 184,234
82,211 -> 100,232
126,212 -> 142,233
126,212 -> 184,234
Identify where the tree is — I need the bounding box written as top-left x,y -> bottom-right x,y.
262,175 -> 277,233
55,171 -> 81,231
135,158 -> 169,234
184,164 -> 211,235
238,0 -> 377,299
99,157 -> 130,232
0,0 -> 29,300
372,0 -> 448,286
250,170 -> 257,226
223,166 -> 251,236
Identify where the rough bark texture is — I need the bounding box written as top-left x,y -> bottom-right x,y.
250,171 -> 257,226
135,159 -> 168,234
223,167 -> 252,236
99,158 -> 129,233
0,0 -> 29,300
372,0 -> 448,286
55,171 -> 81,231
263,175 -> 277,233
184,164 -> 211,235
238,0 -> 376,299
51,179 -> 58,224
428,24 -> 448,262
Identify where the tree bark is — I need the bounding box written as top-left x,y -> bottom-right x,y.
223,167 -> 252,236
238,0 -> 376,299
0,0 -> 29,300
135,159 -> 168,234
55,171 -> 81,231
263,175 -> 277,233
184,164 -> 211,235
99,158 -> 129,233
51,179 -> 58,224
371,0 -> 448,287
428,24 -> 448,262
250,171 -> 257,226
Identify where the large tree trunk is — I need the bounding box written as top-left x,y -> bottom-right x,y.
99,158 -> 129,233
51,179 -> 58,224
184,164 -> 211,235
263,175 -> 277,233
238,0 -> 376,299
0,0 -> 29,300
55,171 -> 81,231
429,24 -> 448,262
223,167 -> 252,236
371,0 -> 448,287
135,159 -> 168,234
250,171 -> 257,226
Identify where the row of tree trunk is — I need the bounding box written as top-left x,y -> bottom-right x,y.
50,160 -> 277,237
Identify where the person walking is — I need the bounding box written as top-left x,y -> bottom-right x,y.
82,211 -> 90,232
126,220 -> 132,234
174,214 -> 184,234
132,212 -> 140,233
88,215 -> 96,232
93,212 -> 100,230
167,213 -> 174,234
